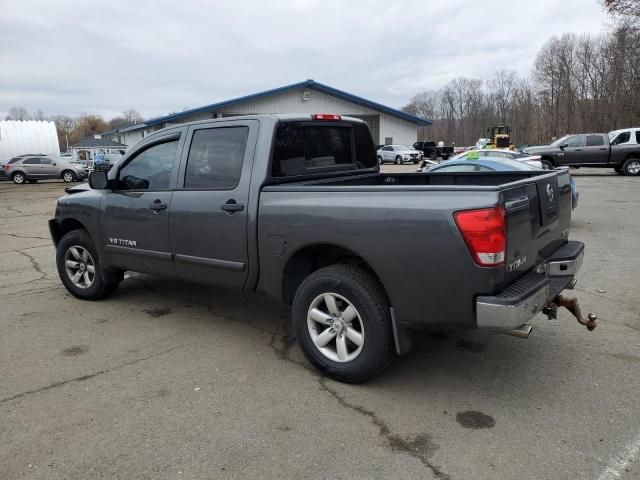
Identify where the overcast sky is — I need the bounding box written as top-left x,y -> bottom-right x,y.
0,0 -> 612,120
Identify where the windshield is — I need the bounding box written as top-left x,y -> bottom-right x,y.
550,135 -> 571,147
396,145 -> 413,150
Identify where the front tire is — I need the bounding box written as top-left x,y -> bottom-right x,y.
377,155 -> 383,165
429,151 -> 438,161
56,229 -> 121,300
293,264 -> 395,383
541,159 -> 554,170
62,170 -> 77,182
395,156 -> 403,165
12,172 -> 25,184
622,158 -> 640,176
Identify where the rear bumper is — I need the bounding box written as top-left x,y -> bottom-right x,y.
476,241 -> 584,330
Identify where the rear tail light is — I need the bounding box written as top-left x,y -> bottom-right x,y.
454,206 -> 506,267
311,113 -> 342,121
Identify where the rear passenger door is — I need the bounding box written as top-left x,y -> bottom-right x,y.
21,157 -> 42,177
582,135 -> 609,164
170,120 -> 258,288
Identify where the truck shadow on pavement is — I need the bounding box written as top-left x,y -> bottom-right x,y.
113,273 -> 572,406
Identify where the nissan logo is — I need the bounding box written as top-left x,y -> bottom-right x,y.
546,184 -> 554,202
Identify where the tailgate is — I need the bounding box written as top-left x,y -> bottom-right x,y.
502,169 -> 572,285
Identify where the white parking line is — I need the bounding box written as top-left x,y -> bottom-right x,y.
598,433 -> 640,479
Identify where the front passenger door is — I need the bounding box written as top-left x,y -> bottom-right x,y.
101,132 -> 183,276
560,135 -> 585,165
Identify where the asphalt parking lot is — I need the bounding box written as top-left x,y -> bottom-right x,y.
1,168 -> 639,480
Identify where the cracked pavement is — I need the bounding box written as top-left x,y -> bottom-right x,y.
1,172 -> 639,480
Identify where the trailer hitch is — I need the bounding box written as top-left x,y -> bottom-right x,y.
542,294 -> 597,331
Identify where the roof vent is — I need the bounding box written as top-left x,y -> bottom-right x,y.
302,91 -> 311,101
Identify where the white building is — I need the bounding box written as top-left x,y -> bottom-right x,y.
105,79 -> 431,148
0,120 -> 60,162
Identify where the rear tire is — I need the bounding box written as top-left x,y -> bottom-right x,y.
62,170 -> 76,182
541,159 -> 554,170
293,264 -> 395,383
377,155 -> 383,165
56,229 -> 121,300
11,172 -> 25,184
395,156 -> 403,165
622,158 -> 640,176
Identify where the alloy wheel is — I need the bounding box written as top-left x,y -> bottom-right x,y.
307,292 -> 365,363
64,245 -> 96,289
627,161 -> 640,175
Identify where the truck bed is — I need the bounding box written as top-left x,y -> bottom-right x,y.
266,170 -> 550,189
258,168 -> 573,329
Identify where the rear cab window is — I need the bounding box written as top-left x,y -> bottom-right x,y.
271,121 -> 376,179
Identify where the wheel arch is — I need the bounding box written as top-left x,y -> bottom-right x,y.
50,218 -> 89,247
282,243 -> 385,305
60,169 -> 76,179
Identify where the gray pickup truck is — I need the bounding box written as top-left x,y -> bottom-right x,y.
523,129 -> 640,175
49,114 -> 595,382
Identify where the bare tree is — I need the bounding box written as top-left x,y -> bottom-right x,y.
5,106 -> 31,121
122,109 -> 143,126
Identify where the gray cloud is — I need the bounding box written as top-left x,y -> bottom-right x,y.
0,0 -> 610,119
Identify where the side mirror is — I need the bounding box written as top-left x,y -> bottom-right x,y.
89,170 -> 109,190
52,163 -> 56,166
559,143 -> 568,149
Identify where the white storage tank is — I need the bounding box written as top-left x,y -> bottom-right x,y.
0,120 -> 60,162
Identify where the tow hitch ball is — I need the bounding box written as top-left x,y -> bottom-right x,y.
542,295 -> 598,331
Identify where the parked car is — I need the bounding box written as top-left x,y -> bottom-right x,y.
50,114 -> 591,383
450,148 -> 543,168
377,144 -> 423,164
523,130 -> 640,175
412,141 -> 454,160
3,155 -> 88,184
420,157 -> 579,209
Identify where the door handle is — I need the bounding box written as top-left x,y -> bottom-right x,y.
221,200 -> 244,213
574,149 -> 582,151
149,199 -> 167,211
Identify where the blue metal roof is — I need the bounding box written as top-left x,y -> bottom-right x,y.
120,79 -> 431,132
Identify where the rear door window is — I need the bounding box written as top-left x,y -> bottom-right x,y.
586,135 -> 605,146
636,131 -> 640,144
184,127 -> 249,189
23,158 -> 40,165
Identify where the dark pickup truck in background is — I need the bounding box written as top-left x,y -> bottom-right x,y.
412,141 -> 454,160
49,114 -> 594,383
523,128 -> 640,175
